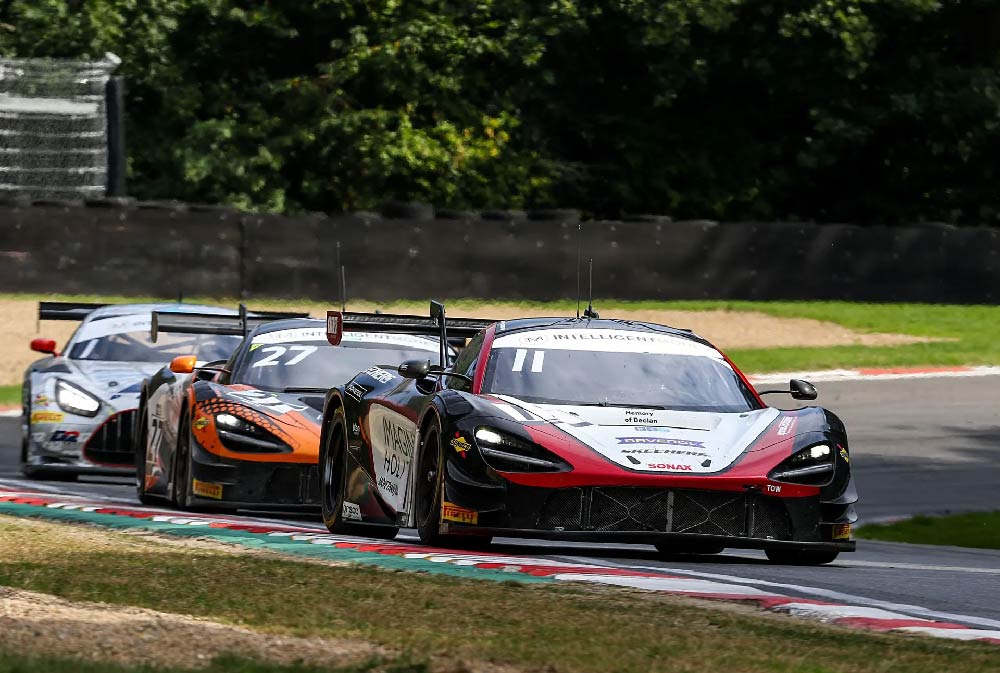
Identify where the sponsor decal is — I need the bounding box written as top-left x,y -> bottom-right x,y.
33,393 -> 50,406
49,430 -> 79,443
30,411 -> 64,423
450,433 -> 472,458
647,463 -> 693,471
365,366 -> 396,384
370,406 -> 416,512
192,416 -> 210,430
839,446 -> 850,463
442,501 -> 478,525
494,328 -> 724,359
342,501 -> 362,521
617,437 -> 705,448
776,417 -> 795,436
766,484 -> 782,494
632,426 -> 670,433
191,479 -> 223,500
620,448 -> 709,457
227,389 -> 307,414
251,328 -> 328,344
351,422 -> 360,435
345,383 -> 367,402
832,523 -> 852,540
623,409 -> 656,424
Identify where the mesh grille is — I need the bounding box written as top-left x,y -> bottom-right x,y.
535,487 -> 792,540
83,410 -> 136,466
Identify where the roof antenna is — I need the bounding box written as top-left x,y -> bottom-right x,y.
335,241 -> 342,302
583,259 -> 599,319
239,302 -> 248,337
575,223 -> 582,318
340,265 -> 347,312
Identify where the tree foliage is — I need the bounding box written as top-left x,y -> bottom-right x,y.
1,0 -> 998,223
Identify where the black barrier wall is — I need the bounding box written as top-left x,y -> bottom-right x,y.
0,199 -> 997,303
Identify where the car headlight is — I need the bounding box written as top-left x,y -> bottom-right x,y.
55,379 -> 100,417
473,426 -> 570,473
768,443 -> 834,484
214,413 -> 287,453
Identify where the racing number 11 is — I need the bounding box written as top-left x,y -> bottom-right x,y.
512,349 -> 545,373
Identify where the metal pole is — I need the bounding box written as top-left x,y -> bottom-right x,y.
105,76 -> 127,197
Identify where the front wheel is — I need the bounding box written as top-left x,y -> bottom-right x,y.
170,414 -> 193,510
765,549 -> 840,565
415,420 -> 445,545
320,409 -> 398,540
134,400 -> 157,506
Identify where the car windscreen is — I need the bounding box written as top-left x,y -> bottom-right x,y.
233,332 -> 440,391
483,340 -> 760,413
66,314 -> 241,363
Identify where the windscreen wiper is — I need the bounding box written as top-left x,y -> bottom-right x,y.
579,402 -> 667,410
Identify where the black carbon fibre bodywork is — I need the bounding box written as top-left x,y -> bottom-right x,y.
321,317 -> 859,554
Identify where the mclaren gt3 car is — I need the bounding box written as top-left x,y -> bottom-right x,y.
137,314 -> 447,510
21,302 -> 244,479
318,303 -> 858,565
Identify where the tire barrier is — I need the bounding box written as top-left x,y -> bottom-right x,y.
0,199 -> 996,303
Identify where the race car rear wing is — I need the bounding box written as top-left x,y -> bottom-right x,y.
326,301 -> 497,366
38,301 -> 109,322
150,304 -> 310,342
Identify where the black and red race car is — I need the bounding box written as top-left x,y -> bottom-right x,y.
136,312 -> 444,511
317,303 -> 858,565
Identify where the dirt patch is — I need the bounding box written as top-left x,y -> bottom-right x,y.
0,587 -> 383,669
2,297 -> 937,386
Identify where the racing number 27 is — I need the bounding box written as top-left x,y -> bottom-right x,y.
251,345 -> 317,368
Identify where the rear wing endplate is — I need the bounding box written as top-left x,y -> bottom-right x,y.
326,300 -> 496,366
151,304 -> 310,342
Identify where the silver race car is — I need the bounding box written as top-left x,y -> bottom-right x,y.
21,302 -> 245,479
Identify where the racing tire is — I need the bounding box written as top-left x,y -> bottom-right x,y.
765,549 -> 840,566
415,419 -> 446,545
133,400 -> 157,506
320,409 -> 398,540
654,542 -> 725,557
170,413 -> 194,510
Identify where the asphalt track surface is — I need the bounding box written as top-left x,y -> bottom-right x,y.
2,375 -> 999,628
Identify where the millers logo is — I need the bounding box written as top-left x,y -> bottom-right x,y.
450,433 -> 472,458
617,437 -> 705,448
442,501 -> 478,525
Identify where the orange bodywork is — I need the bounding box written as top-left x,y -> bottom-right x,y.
187,387 -> 321,464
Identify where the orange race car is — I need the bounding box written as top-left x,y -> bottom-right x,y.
135,314 -> 443,510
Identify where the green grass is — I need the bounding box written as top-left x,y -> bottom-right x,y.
0,653 -> 394,673
858,512 -> 1000,550
1,517 -> 998,673
0,385 -> 19,407
13,293 -> 1000,373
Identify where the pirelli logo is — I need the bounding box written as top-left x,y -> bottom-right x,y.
441,501 -> 478,525
192,479 -> 223,500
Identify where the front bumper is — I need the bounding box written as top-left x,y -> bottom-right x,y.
440,524 -> 855,553
187,438 -> 320,509
442,477 -> 856,552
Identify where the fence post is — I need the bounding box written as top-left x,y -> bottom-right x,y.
105,76 -> 127,197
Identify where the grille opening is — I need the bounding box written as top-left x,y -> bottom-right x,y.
82,410 -> 137,466
536,487 -> 792,540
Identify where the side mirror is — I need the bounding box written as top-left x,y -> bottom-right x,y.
30,338 -> 58,355
790,379 -> 818,401
169,355 -> 197,375
398,359 -> 431,379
